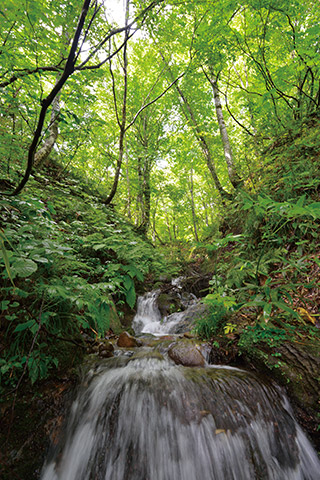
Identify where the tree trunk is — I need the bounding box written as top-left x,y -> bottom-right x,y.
124,143 -> 132,219
105,0 -> 130,205
34,87 -> 61,168
34,25 -> 70,170
174,81 -> 231,199
136,156 -> 144,225
158,50 -> 231,199
105,126 -> 126,205
208,70 -> 241,188
140,161 -> 151,234
189,167 -> 199,241
163,202 -> 172,241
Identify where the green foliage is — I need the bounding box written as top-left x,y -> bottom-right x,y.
193,120 -> 320,355
238,324 -> 288,352
0,174 -> 170,390
0,0 -> 319,395
194,288 -> 237,339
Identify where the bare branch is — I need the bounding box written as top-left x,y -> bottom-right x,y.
0,63 -> 64,88
126,73 -> 185,132
109,44 -> 121,128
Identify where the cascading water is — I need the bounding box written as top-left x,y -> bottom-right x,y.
40,290 -> 320,480
132,290 -> 163,335
132,287 -> 198,335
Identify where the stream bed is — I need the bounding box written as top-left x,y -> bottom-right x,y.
40,290 -> 320,480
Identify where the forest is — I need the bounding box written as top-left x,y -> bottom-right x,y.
0,0 -> 320,478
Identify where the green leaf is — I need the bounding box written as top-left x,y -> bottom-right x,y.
273,301 -> 300,319
123,275 -> 133,291
1,300 -> 10,311
30,254 -> 49,264
263,303 -> 272,321
11,258 -> 38,278
14,319 -> 36,332
0,237 -> 15,286
126,285 -> 136,308
28,357 -> 39,384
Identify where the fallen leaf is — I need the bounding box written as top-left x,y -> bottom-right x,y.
297,307 -> 316,325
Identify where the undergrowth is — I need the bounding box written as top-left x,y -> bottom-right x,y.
194,114 -> 320,353
0,170 -> 175,392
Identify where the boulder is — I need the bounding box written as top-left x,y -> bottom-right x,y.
117,331 -> 141,348
165,302 -> 211,334
157,293 -> 182,316
168,340 -> 205,367
98,341 -> 114,358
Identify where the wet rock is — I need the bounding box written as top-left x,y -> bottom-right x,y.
168,340 -> 205,367
99,350 -> 113,358
98,341 -> 114,358
117,331 -> 141,348
157,293 -> 182,316
165,302 -> 211,334
183,332 -> 195,339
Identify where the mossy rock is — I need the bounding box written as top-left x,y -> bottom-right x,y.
109,300 -> 124,335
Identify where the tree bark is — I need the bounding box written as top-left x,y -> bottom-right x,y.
7,0 -> 92,196
189,167 -> 199,241
207,69 -> 241,188
157,50 -> 231,199
124,143 -> 132,219
34,85 -> 61,168
174,81 -> 231,199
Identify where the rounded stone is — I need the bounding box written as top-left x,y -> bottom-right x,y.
168,341 -> 205,367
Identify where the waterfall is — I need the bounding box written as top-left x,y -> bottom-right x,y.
40,288 -> 320,480
40,354 -> 320,480
132,288 -> 198,335
132,290 -> 163,334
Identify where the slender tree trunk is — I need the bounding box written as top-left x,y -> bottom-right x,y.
140,160 -> 151,234
124,142 -> 132,219
34,25 -> 71,170
163,202 -> 172,241
207,69 -> 241,188
105,0 -> 130,205
189,167 -> 199,241
136,115 -> 154,234
34,86 -> 61,168
202,201 -> 209,227
158,50 -> 230,199
136,156 -> 144,224
151,196 -> 164,244
174,82 -> 231,199
172,219 -> 177,240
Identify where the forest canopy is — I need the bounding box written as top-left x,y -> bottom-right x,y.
1,0 -> 319,236
0,0 -> 320,391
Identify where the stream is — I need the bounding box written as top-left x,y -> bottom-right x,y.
40,289 -> 320,480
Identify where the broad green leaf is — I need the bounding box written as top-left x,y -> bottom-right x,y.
14,319 -> 36,332
263,303 -> 272,322
0,238 -> 15,286
11,258 -> 38,278
123,275 -> 133,291
126,285 -> 136,308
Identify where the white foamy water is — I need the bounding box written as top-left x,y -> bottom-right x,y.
40,355 -> 320,480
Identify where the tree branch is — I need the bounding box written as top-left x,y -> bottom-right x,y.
4,0 -> 92,196
125,72 -> 185,132
0,64 -> 64,88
